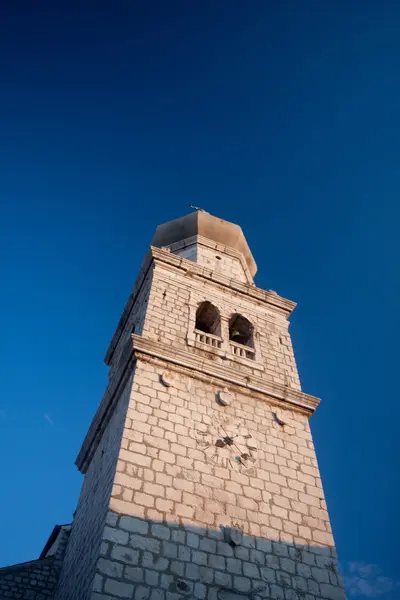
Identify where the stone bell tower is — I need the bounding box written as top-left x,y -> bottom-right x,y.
54,211 -> 346,600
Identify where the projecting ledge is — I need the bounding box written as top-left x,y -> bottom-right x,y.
131,334 -> 320,414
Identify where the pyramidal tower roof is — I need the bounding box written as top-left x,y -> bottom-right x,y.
151,210 -> 257,277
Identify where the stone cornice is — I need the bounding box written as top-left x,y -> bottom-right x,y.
132,335 -> 319,414
77,333 -> 319,475
150,246 -> 296,318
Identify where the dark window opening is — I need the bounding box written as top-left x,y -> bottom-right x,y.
229,314 -> 254,347
195,301 -> 221,336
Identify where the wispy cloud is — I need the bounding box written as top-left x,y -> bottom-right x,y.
344,562 -> 400,597
44,413 -> 54,426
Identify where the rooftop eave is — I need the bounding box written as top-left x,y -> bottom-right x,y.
151,211 -> 257,276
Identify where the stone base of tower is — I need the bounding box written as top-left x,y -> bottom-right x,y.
92,509 -> 346,600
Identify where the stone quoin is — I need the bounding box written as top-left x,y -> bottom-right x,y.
0,211 -> 347,600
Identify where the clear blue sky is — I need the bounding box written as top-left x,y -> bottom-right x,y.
0,2 -> 398,598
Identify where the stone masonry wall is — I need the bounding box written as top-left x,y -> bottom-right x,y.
54,372 -> 134,600
0,528 -> 70,600
141,258 -> 301,390
0,558 -> 61,600
90,358 -> 345,600
172,244 -> 249,285
108,271 -> 153,382
172,246 -> 197,262
195,246 -> 249,284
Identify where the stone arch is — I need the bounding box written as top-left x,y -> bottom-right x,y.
195,301 -> 221,337
229,313 -> 254,347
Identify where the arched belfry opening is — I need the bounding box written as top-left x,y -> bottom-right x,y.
229,314 -> 254,348
195,301 -> 221,337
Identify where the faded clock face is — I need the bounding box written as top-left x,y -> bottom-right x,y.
193,415 -> 259,472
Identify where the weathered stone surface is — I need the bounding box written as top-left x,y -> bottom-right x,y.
0,527 -> 70,599
1,212 -> 346,600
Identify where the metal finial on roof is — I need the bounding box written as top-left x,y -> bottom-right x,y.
189,204 -> 206,212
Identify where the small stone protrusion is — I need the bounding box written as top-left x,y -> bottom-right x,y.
217,388 -> 233,406
222,525 -> 243,547
176,580 -> 191,593
273,408 -> 287,427
160,370 -> 175,387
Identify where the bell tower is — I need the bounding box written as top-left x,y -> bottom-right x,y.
54,211 -> 346,600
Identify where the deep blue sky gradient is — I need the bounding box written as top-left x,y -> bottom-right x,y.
0,2 -> 398,598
